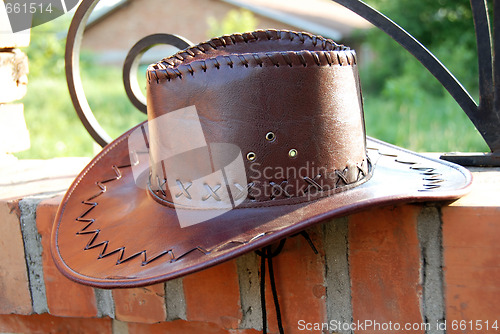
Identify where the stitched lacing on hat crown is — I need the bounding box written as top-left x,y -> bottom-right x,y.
146,29 -> 357,84
148,158 -> 373,208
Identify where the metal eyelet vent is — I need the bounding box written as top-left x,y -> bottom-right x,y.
247,152 -> 256,161
288,149 -> 298,158
266,132 -> 276,142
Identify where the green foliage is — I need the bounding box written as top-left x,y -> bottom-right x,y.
17,14 -> 145,159
206,9 -> 258,38
24,15 -> 69,78
17,65 -> 146,159
79,65 -> 146,140
364,0 -> 475,46
357,0 -> 479,96
353,0 -> 489,151
16,77 -> 93,158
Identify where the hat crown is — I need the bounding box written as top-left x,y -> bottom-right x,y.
146,30 -> 370,208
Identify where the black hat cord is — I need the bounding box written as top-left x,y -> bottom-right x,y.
256,231 -> 318,334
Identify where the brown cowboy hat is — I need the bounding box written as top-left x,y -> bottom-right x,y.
51,30 -> 471,288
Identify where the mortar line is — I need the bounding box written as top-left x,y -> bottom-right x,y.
323,217 -> 353,334
417,205 -> 446,334
19,198 -> 48,314
437,206 -> 447,333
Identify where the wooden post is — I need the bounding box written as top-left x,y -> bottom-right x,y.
0,12 -> 30,157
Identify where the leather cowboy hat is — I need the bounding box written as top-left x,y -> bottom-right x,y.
51,30 -> 472,288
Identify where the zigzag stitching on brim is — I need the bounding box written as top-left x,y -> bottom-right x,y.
74,164 -> 273,266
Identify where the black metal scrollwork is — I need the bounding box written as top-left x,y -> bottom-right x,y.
123,34 -> 192,114
65,0 -> 191,146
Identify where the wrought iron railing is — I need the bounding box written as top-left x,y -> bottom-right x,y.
66,0 -> 500,166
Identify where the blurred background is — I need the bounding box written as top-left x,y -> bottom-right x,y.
13,0 -> 489,159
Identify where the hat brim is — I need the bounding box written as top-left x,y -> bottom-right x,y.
51,122 -> 471,288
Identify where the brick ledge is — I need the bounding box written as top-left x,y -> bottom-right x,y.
0,159 -> 498,333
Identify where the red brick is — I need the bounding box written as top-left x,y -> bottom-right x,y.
183,259 -> 242,329
0,200 -> 32,314
442,206 -> 500,333
36,196 -> 98,317
263,226 -> 326,334
128,319 -> 231,334
0,313 -> 112,334
349,205 -> 424,333
112,283 -> 166,323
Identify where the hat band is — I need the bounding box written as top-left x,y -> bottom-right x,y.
147,157 -> 372,209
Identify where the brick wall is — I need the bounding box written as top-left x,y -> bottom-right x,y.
0,164 -> 499,333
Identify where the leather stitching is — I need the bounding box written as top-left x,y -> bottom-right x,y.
146,50 -> 358,83
146,29 -> 356,84
73,163 -> 274,267
150,158 -> 371,205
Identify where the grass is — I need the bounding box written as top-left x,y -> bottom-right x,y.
16,76 -> 94,159
15,65 -> 488,160
16,67 -> 146,159
363,91 -> 488,152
